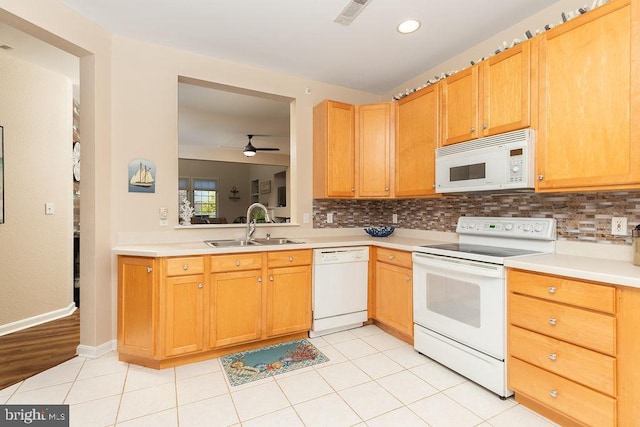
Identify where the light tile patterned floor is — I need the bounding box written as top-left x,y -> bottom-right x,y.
0,325 -> 559,426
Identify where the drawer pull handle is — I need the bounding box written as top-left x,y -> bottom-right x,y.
548,286 -> 556,294
146,266 -> 152,273
549,390 -> 558,398
389,255 -> 395,260
549,353 -> 557,361
289,256 -> 294,262
235,261 -> 241,267
198,283 -> 203,289
183,264 -> 189,270
549,317 -> 557,326
269,276 -> 274,281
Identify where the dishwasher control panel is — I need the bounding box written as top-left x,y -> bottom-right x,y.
313,247 -> 369,264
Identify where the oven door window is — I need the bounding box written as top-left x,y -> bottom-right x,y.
427,274 -> 480,328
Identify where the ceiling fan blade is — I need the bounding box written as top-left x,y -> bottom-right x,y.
255,147 -> 280,151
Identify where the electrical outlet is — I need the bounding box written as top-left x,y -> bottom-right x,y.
327,213 -> 333,223
303,213 -> 310,224
45,203 -> 55,215
392,213 -> 398,224
612,217 -> 627,236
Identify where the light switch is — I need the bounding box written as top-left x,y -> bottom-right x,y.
45,203 -> 55,215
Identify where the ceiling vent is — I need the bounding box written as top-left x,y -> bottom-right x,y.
334,0 -> 371,25
0,44 -> 13,50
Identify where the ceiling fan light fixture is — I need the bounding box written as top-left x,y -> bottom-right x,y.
243,144 -> 257,157
397,19 -> 421,34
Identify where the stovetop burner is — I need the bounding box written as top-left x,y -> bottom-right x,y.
420,243 -> 542,259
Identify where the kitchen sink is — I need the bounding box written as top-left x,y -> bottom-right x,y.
204,239 -> 259,247
251,237 -> 304,245
204,238 -> 304,247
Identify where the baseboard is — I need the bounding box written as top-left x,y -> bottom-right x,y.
0,303 -> 77,337
77,340 -> 117,359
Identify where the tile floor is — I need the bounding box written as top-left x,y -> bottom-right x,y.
0,325 -> 559,427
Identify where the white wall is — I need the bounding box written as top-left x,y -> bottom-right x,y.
0,53 -> 73,325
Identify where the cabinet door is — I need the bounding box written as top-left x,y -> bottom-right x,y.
395,85 -> 439,197
441,66 -> 479,145
210,270 -> 262,347
162,275 -> 205,357
313,100 -> 356,198
118,256 -> 157,358
357,102 -> 393,198
375,261 -> 413,337
537,0 -> 640,191
483,40 -> 533,136
266,265 -> 312,337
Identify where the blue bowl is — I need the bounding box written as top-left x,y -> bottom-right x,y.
364,226 -> 395,237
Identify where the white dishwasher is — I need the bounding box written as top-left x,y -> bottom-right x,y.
310,246 -> 369,337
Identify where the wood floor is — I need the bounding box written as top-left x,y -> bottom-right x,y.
0,310 -> 80,390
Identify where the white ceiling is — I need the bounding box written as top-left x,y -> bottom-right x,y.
2,0 -> 567,155
57,0 -> 562,95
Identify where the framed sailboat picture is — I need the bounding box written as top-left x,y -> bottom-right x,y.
128,159 -> 156,193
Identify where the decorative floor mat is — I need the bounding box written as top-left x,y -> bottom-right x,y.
221,339 -> 329,386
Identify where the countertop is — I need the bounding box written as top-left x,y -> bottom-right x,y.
113,230 -> 640,288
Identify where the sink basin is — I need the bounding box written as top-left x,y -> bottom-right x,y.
204,239 -> 259,248
252,237 -> 304,245
204,238 -> 303,247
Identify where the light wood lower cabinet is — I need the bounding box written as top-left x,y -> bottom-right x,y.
117,250 -> 312,368
507,268 -> 640,427
372,248 -> 413,343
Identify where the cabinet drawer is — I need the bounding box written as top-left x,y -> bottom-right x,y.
210,253 -> 262,273
267,249 -> 312,268
376,248 -> 411,268
166,256 -> 205,277
508,269 -> 616,314
509,326 -> 616,396
509,357 -> 616,427
509,293 -> 615,356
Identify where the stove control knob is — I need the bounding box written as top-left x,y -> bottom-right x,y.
504,223 -> 514,231
460,222 -> 468,229
523,224 -> 533,232
469,222 -> 476,229
534,223 -> 544,232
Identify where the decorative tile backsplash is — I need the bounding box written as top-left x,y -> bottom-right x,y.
313,191 -> 640,245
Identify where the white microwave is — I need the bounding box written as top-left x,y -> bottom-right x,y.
435,129 -> 535,193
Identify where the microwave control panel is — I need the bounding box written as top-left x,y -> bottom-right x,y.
509,148 -> 525,183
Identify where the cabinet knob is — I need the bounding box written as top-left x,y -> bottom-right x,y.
538,174 -> 544,181
183,264 -> 189,270
289,256 -> 294,262
351,188 -> 355,192
269,276 -> 274,281
470,126 -> 476,132
549,390 -> 558,399
406,276 -> 411,281
549,353 -> 557,361
548,286 -> 556,294
482,123 -> 488,129
146,266 -> 152,273
389,255 -> 395,260
235,260 -> 241,267
198,282 -> 203,289
385,187 -> 389,191
549,317 -> 557,326
257,277 -> 262,283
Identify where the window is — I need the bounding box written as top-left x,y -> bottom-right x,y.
178,177 -> 218,218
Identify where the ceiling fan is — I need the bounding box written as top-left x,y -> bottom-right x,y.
243,134 -> 280,157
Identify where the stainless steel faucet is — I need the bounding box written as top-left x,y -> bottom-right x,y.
245,203 -> 271,241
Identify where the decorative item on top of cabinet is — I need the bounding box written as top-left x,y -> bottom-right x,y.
441,39 -> 536,146
536,0 -> 640,192
372,247 -> 413,344
313,100 -> 356,198
357,102 -> 395,198
507,268 -> 640,427
395,83 -> 440,197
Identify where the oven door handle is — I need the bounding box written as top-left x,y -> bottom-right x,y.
412,252 -> 504,278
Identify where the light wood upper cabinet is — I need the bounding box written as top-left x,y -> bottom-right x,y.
395,84 -> 439,197
313,100 -> 356,198
537,0 -> 640,192
441,40 -> 535,146
357,102 -> 394,198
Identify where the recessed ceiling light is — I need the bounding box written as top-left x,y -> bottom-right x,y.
397,19 -> 421,34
